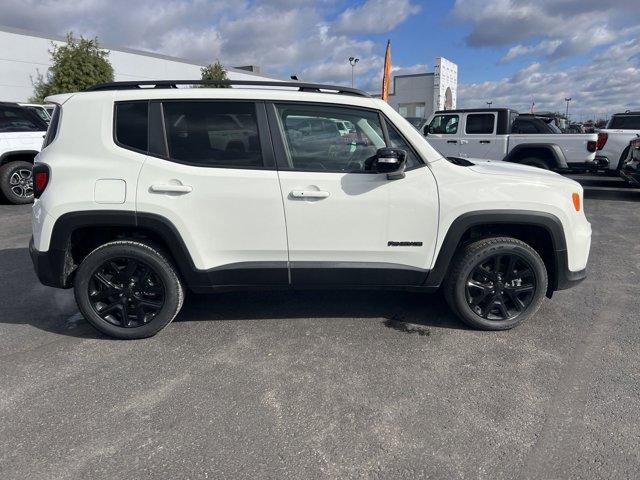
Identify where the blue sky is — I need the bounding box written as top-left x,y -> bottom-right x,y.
1,0 -> 638,116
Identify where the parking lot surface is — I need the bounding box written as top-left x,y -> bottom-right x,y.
1,175 -> 639,479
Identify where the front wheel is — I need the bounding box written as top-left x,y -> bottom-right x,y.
74,240 -> 184,339
444,237 -> 548,330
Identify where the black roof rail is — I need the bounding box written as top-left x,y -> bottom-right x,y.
84,80 -> 371,98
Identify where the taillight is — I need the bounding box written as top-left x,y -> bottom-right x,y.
587,141 -> 596,152
596,132 -> 608,150
33,164 -> 50,199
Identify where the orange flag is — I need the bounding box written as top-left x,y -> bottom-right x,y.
381,40 -> 391,102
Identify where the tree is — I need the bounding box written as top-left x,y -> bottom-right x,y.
200,61 -> 230,87
31,33 -> 113,102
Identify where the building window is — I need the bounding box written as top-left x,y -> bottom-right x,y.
397,102 -> 426,118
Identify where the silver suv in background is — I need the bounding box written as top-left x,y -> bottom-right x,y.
595,111 -> 640,173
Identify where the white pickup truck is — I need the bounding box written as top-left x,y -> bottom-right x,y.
595,111 -> 640,173
424,108 -> 597,170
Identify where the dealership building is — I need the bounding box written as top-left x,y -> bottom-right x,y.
0,25 -> 280,102
387,57 -> 458,120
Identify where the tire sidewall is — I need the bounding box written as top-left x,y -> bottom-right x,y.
74,242 -> 182,339
0,161 -> 34,205
452,242 -> 548,330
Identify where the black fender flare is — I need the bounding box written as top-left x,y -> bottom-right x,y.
46,210 -> 290,290
503,143 -> 568,169
423,210 -> 568,292
0,150 -> 40,166
48,210 -> 200,287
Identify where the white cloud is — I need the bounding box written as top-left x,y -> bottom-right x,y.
332,0 -> 421,35
459,38 -> 640,116
453,0 -> 639,61
0,0 -> 421,92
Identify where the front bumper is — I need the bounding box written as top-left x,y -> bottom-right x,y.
554,251 -> 587,290
29,237 -> 69,289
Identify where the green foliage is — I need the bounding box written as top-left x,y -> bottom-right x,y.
200,61 -> 230,87
30,33 -> 114,102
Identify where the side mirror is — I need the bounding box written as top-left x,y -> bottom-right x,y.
373,147 -> 407,180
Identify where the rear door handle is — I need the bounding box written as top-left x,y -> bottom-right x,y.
446,140 -> 458,144
479,140 -> 491,144
150,184 -> 193,194
290,190 -> 330,199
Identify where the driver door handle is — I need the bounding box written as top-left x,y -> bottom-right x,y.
446,140 -> 457,144
290,190 -> 330,199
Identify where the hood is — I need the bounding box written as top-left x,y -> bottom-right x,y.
466,158 -> 563,179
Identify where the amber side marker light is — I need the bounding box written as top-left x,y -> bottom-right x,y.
572,192 -> 581,212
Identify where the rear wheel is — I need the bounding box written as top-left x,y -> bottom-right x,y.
444,237 -> 548,330
0,161 -> 34,204
521,157 -> 550,170
74,240 -> 184,339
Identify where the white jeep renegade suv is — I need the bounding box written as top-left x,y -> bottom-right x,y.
30,80 -> 591,339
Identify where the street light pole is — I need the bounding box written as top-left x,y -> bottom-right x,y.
565,97 -> 572,120
349,57 -> 359,87
486,101 -> 493,108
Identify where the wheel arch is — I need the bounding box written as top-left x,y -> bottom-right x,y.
424,210 -> 567,295
48,211 -> 199,288
503,144 -> 568,169
0,150 -> 39,166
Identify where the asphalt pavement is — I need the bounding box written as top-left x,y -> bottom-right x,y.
1,175 -> 639,479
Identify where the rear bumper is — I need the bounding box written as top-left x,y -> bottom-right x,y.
29,237 -> 69,288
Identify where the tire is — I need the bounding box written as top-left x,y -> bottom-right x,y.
0,161 -> 34,204
74,240 -> 184,339
520,157 -> 550,170
444,237 -> 548,330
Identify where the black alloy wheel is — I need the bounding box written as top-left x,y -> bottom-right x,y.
88,257 -> 165,328
465,253 -> 536,321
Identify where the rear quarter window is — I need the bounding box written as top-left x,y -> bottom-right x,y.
115,101 -> 149,152
42,105 -> 61,148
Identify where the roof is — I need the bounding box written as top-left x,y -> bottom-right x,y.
84,80 -> 370,97
46,83 -> 383,110
0,24 -> 281,80
434,108 -> 517,114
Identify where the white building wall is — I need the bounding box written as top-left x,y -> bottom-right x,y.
432,57 -> 457,112
386,57 -> 458,120
0,26 -> 278,102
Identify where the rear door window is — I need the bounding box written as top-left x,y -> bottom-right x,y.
162,101 -> 263,168
465,114 -> 495,134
